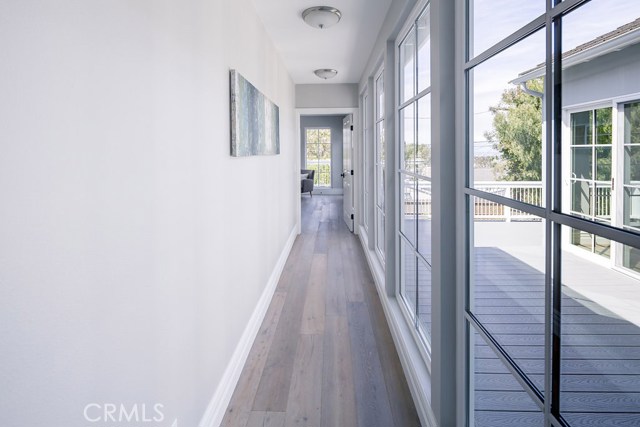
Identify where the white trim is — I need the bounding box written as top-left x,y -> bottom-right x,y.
357,226 -> 438,427
197,225 -> 298,427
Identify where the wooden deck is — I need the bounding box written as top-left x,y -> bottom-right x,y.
221,195 -> 420,427
403,219 -> 640,425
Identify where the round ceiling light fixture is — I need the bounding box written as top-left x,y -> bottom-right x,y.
314,69 -> 338,79
302,6 -> 342,29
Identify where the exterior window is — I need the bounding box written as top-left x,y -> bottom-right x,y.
398,3 -> 432,345
568,108 -> 612,257
464,0 -> 640,426
305,128 -> 331,187
363,91 -> 370,230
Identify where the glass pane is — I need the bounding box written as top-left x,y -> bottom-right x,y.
417,94 -> 431,178
401,105 -> 416,173
625,146 -> 640,184
401,174 -> 417,247
624,101 -> 640,145
400,27 -> 415,104
570,228 -> 592,253
469,0 -> 545,58
595,147 -> 611,181
561,0 -> 640,228
560,227 -> 640,424
416,6 -> 431,93
317,162 -> 330,187
595,108 -> 612,145
623,244 -> 640,274
470,196 -> 546,394
417,258 -> 432,338
400,239 -> 417,319
473,330 -> 544,427
376,165 -> 385,209
594,183 -> 611,222
376,209 -> 385,257
624,186 -> 640,230
306,128 -> 319,145
471,29 -> 545,204
377,120 -> 386,165
417,179 -> 432,260
376,74 -> 384,120
571,111 -> 592,146
306,144 -> 317,161
318,128 -> 331,145
571,180 -> 591,217
571,147 -> 592,180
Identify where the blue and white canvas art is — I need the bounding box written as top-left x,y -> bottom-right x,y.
230,70 -> 280,156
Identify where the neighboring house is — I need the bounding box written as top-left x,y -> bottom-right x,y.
513,18 -> 640,276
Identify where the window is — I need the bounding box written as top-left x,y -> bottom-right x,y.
464,0 -> 640,426
363,91 -> 370,231
398,3 -> 432,345
568,107 -> 612,257
375,68 -> 386,261
305,128 -> 331,187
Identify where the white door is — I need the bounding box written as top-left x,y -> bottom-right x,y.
343,114 -> 354,232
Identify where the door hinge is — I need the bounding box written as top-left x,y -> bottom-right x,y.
350,214 -> 354,220
350,125 -> 354,131
350,170 -> 354,175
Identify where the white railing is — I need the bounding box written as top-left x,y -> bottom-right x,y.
402,180 -> 544,222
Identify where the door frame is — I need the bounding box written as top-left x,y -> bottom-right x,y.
295,108 -> 359,235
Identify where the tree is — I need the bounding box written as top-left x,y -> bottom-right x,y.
485,78 -> 543,181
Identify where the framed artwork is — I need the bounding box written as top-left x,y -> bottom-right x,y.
230,69 -> 280,156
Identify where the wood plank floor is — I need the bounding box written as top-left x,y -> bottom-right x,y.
221,195 -> 420,427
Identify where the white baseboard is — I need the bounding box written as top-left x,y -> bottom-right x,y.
357,227 -> 438,427
198,225 -> 298,427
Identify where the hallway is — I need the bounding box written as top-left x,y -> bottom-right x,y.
221,196 -> 420,427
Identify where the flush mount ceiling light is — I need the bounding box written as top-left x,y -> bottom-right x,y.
314,69 -> 338,79
302,6 -> 342,29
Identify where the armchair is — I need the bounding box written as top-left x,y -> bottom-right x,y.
301,169 -> 315,196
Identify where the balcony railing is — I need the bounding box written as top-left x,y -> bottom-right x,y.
403,181 -> 544,221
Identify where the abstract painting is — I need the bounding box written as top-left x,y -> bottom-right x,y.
230,69 -> 280,156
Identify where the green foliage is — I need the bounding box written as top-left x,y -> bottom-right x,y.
404,143 -> 431,176
485,78 -> 543,181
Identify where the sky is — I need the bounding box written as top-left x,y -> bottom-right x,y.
471,0 -> 640,142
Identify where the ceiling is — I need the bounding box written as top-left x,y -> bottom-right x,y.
251,0 -> 394,84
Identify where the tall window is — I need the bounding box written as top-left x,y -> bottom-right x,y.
398,3 -> 432,345
464,1 -> 640,426
375,68 -> 386,260
362,91 -> 370,231
305,128 -> 331,187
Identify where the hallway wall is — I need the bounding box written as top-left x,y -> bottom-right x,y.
0,1 -> 296,426
296,83 -> 359,108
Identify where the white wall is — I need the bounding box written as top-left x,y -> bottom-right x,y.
296,84 -> 359,108
0,1 -> 296,426
563,42 -> 640,106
